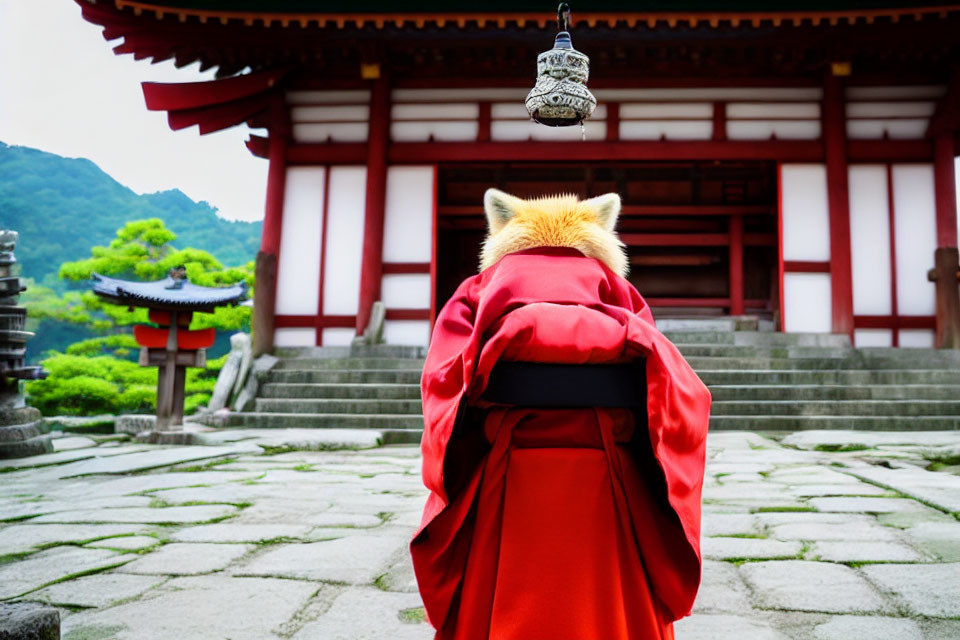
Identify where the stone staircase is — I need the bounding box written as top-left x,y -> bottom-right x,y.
660,317 -> 960,431
222,318 -> 960,441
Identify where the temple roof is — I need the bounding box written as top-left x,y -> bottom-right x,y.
91,273 -> 247,312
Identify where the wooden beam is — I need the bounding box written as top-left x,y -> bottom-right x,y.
437,205 -> 772,217
729,214 -> 744,315
823,73 -> 854,338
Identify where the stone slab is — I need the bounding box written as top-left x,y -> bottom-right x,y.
673,614 -> 789,640
60,576 -> 318,640
290,588 -> 431,640
847,466 -> 960,514
692,561 -> 753,615
376,554 -> 419,593
86,536 -> 161,551
806,541 -> 925,563
861,563 -> 960,617
170,523 -> 313,543
901,522 -> 960,561
236,535 -> 406,584
0,523 -> 149,556
703,537 -> 802,561
768,521 -> 899,543
304,512 -> 384,528
0,602 -> 59,640
789,484 -> 891,498
59,446 -> 254,477
0,547 -> 127,599
118,543 -> 255,575
30,573 -> 165,608
30,505 -> 238,525
739,561 -> 889,614
51,436 -> 98,452
813,615 -> 922,640
808,497 -> 929,514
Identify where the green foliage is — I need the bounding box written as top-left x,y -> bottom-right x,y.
65,334 -> 140,358
26,347 -> 231,417
0,142 -> 262,285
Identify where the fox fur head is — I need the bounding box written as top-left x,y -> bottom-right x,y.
480,188 -> 628,277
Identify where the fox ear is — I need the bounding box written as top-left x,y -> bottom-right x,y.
484,188 -> 522,234
583,193 -> 621,232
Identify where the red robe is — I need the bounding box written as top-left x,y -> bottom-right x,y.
412,247 -> 711,639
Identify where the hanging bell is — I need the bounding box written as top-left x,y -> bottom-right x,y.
525,4 -> 597,127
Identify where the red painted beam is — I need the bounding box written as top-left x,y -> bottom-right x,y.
934,133 -> 959,249
356,74 -> 391,336
383,262 -> 431,274
729,214 -> 744,315
847,139 -> 932,162
606,102 -> 620,142
646,297 -> 768,308
854,315 -> 936,330
886,163 -> 901,347
783,260 -> 831,273
477,101 -> 492,142
712,102 -> 727,142
620,233 -> 775,247
823,73 -> 854,338
385,309 -> 431,321
275,315 -> 356,328
316,167 -> 332,346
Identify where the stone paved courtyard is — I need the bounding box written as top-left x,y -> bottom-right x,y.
2,428 -> 959,639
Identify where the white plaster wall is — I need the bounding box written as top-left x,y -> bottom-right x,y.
727,103 -> 820,118
854,329 -> 893,347
275,167 -> 324,316
619,121 -> 712,140
322,327 -> 356,347
727,121 -> 820,140
783,273 -> 833,333
491,120 -> 606,141
293,123 -> 369,143
390,121 -> 478,142
848,165 -> 892,316
383,320 -> 431,346
899,329 -> 935,348
593,88 -> 823,101
383,167 -> 434,263
781,164 -> 831,261
382,274 -> 432,309
891,164 -> 937,316
847,119 -> 928,140
274,328 -> 315,348
322,167 -> 367,316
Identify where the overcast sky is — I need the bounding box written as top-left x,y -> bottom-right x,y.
0,0 -> 267,222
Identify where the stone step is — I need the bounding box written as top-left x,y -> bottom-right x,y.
0,420 -> 45,443
678,345 -> 852,359
259,383 -> 421,400
708,384 -> 960,401
0,434 -> 53,459
697,369 -> 960,385
656,318 -> 741,332
686,354 -> 960,370
709,415 -> 960,430
266,369 -> 423,384
272,357 -> 425,371
255,398 -> 422,414
274,345 -> 427,359
711,399 -> 960,417
663,331 -> 851,347
222,412 -> 425,430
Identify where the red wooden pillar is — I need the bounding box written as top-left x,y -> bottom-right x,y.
253,97 -> 289,356
357,73 -> 391,335
932,133 -> 960,348
823,73 -> 854,338
728,214 -> 744,315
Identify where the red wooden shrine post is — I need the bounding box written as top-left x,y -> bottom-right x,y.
931,133 -> 960,348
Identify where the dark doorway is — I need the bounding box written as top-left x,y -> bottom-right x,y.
435,163 -> 779,319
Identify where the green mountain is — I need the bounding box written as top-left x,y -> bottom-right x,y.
0,142 -> 262,284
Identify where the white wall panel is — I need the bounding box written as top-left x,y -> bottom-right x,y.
619,103 -> 711,118
727,121 -> 820,140
291,105 -> 369,121
854,329 -> 893,347
322,328 -> 356,347
845,86 -> 945,100
383,320 -> 431,346
899,329 -> 935,348
727,103 -> 820,118
847,119 -> 928,140
322,167 -> 367,316
383,167 -> 434,262
783,273 -> 833,333
846,102 -> 936,118
390,121 -> 478,142
392,103 -> 479,119
382,274 -> 431,309
293,123 -> 368,143
619,121 -> 712,140
781,164 -> 831,261
274,328 -> 315,347
275,167 -> 324,316
848,165 -> 892,315
891,164 -> 937,316
491,120 -> 605,141
593,88 -> 823,101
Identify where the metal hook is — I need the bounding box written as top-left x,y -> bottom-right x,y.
557,3 -> 570,31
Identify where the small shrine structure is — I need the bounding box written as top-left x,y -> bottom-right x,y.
92,269 -> 247,430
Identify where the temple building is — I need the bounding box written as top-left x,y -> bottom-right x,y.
76,1 -> 960,352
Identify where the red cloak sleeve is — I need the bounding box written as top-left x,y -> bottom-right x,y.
412,247 -> 711,628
